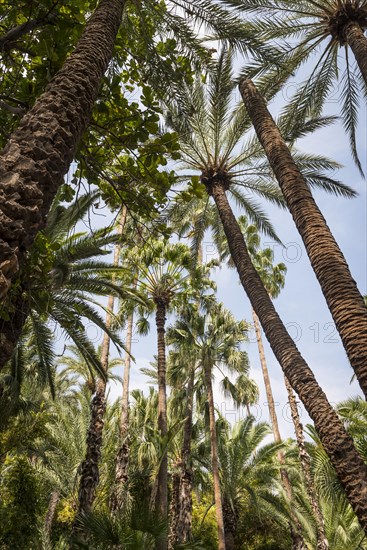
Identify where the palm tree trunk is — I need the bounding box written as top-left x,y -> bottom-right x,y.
0,290 -> 29,368
344,22 -> 367,86
168,466 -> 181,550
240,79 -> 367,400
73,209 -> 125,525
284,377 -> 329,550
177,366 -> 195,545
155,300 -> 168,550
110,307 -> 134,513
44,490 -> 60,537
252,308 -> 306,548
208,178 -> 367,533
0,0 -> 125,308
204,361 -> 226,550
223,499 -> 237,550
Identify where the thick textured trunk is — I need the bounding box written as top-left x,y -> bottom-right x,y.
110,306 -> 134,513
284,377 -> 329,550
0,0 -> 125,304
208,179 -> 367,533
44,490 -> 60,536
223,499 -> 237,550
75,377 -> 107,520
168,467 -> 181,550
155,301 -> 168,550
204,361 -> 226,550
177,367 -> 195,544
344,22 -> 367,87
240,79 -> 367,400
253,309 -> 306,547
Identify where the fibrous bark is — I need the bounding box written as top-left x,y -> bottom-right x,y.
44,490 -> 60,536
0,0 -> 125,303
344,22 -> 367,86
240,79 -> 367,400
208,179 -> 367,533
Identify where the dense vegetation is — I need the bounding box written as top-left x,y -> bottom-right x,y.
0,1 -> 366,548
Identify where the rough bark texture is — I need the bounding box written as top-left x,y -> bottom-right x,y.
253,309 -> 306,548
240,79 -> 367,400
155,301 -> 168,550
44,490 -> 60,536
223,499 -> 237,550
285,377 -> 329,550
75,377 -> 107,520
177,367 -> 195,545
110,307 -> 134,513
208,179 -> 367,534
344,22 -> 367,87
204,361 -> 226,550
0,0 -> 125,302
168,467 -> 181,550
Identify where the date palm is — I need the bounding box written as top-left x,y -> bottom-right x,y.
237,0 -> 367,172
165,47 -> 355,263
240,79 -> 367,404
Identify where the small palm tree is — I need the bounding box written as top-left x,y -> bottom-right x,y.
217,416 -> 286,550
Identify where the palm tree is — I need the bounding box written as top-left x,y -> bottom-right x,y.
0,191 -> 125,371
238,0 -> 367,171
168,302 -> 256,550
240,79 -> 367,402
166,48 -> 367,532
217,416 -> 287,550
124,239 -> 200,550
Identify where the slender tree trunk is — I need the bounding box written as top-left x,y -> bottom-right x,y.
177,366 -> 195,545
110,307 -> 134,513
240,79 -> 367,400
0,0 -> 125,308
207,179 -> 367,533
204,361 -> 226,550
344,22 -> 367,87
284,377 -> 329,550
44,490 -> 60,537
155,300 -> 168,550
0,13 -> 58,51
252,308 -> 306,549
0,289 -> 29,367
73,209 -> 125,527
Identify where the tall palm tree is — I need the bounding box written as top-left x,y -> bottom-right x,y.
168,302 -> 256,550
124,239 -> 202,550
166,47 -> 367,532
240,79 -> 367,402
238,0 -> 367,171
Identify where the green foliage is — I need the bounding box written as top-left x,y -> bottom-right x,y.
0,454 -> 44,549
